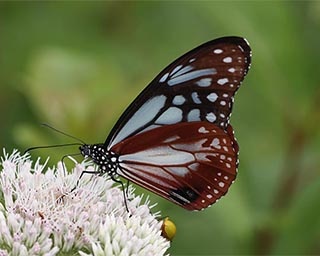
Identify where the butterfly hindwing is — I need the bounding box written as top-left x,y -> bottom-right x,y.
111,122 -> 238,210
107,37 -> 251,148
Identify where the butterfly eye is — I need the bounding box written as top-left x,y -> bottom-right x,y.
80,145 -> 91,157
80,36 -> 251,211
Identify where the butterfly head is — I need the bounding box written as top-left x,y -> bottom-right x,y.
79,144 -> 92,158
79,143 -> 106,160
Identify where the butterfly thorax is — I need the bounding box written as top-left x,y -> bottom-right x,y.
79,144 -> 119,176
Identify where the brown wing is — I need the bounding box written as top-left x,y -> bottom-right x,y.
111,122 -> 238,211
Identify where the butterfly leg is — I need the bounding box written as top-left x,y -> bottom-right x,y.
125,181 -> 130,197
71,169 -> 101,192
56,155 -> 99,203
110,176 -> 130,214
56,170 -> 100,204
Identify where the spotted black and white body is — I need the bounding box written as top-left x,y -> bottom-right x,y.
80,144 -> 118,176
79,36 -> 251,211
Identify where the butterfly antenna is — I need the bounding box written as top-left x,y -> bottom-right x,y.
24,143 -> 83,154
110,176 -> 130,213
41,123 -> 86,144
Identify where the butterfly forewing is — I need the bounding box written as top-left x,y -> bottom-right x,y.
106,37 -> 251,148
111,122 -> 239,210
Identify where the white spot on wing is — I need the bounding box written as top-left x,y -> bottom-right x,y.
206,112 -> 216,122
196,78 -> 212,87
207,93 -> 218,102
210,138 -> 221,149
198,126 -> 209,134
156,107 -> 183,125
159,72 -> 169,83
187,109 -> 200,121
217,78 -> 229,85
172,95 -> 186,105
171,65 -> 193,78
223,57 -> 232,63
168,68 -> 217,86
238,44 -> 245,52
228,68 -> 235,73
219,182 -> 225,188
213,49 -> 223,54
170,65 -> 183,76
191,92 -> 201,104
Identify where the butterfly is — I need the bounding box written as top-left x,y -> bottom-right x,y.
79,36 -> 251,211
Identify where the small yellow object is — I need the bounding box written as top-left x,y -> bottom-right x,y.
161,217 -> 176,241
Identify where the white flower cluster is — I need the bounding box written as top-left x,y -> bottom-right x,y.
0,149 -> 170,255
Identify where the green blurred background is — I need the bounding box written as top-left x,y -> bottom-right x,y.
1,2 -> 320,255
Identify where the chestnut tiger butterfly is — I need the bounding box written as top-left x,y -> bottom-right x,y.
79,36 -> 251,211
